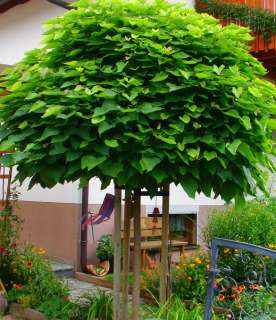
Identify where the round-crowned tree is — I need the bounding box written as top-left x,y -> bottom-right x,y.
0,0 -> 275,203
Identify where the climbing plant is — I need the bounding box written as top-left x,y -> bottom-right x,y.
0,0 -> 275,203
197,0 -> 276,42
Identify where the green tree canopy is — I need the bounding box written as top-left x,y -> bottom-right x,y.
0,0 -> 275,202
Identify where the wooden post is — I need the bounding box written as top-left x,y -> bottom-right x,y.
132,191 -> 141,320
113,187 -> 122,320
160,183 -> 170,303
122,189 -> 132,320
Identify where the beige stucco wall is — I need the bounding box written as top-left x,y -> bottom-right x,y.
16,200 -> 82,268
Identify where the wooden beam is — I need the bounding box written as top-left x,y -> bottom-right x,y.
122,189 -> 132,320
160,183 -> 170,303
113,187 -> 122,320
132,191 -> 141,320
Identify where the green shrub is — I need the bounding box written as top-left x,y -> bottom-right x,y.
172,251 -> 209,302
96,234 -> 114,262
0,188 -> 23,290
203,197 -> 276,284
7,245 -> 69,308
203,198 -> 276,247
142,294 -> 223,320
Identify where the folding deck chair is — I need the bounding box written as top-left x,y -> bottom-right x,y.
81,193 -> 115,240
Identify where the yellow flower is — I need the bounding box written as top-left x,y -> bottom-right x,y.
187,276 -> 192,281
190,263 -> 195,268
195,258 -> 202,264
268,244 -> 276,250
224,248 -> 230,254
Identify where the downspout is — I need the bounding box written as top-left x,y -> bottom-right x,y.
81,186 -> 89,272
46,0 -> 90,272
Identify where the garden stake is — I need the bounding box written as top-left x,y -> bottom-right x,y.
160,183 -> 170,303
113,187 -> 122,320
122,189 -> 132,320
132,191 -> 141,320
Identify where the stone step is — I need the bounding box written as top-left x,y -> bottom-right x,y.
51,261 -> 74,278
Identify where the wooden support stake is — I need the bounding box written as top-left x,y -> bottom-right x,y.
160,183 -> 170,303
113,187 -> 122,320
132,191 -> 141,320
122,189 -> 132,320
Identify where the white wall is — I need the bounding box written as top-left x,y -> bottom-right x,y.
0,0 -> 66,65
88,179 -> 224,207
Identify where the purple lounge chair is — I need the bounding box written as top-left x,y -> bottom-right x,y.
81,193 -> 115,239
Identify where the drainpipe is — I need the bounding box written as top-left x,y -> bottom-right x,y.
46,0 -> 70,10
81,186 -> 89,272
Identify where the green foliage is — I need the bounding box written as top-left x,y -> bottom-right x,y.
70,291 -> 113,320
172,251 -> 209,302
7,245 -> 69,308
142,294 -> 223,320
203,198 -> 276,247
203,198 -> 276,285
96,234 -> 114,262
0,0 -> 275,201
198,0 -> 276,42
0,188 -> 22,290
215,284 -> 276,319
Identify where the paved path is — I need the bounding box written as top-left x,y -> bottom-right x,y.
66,277 -> 112,301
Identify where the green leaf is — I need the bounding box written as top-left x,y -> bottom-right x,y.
248,86 -> 262,98
140,103 -> 161,114
155,134 -> 176,145
29,101 -> 46,113
240,116 -> 252,130
116,62 -> 127,72
226,139 -> 241,155
181,177 -> 198,198
42,105 -> 64,118
179,114 -> 190,124
232,87 -> 243,99
99,162 -> 123,177
0,139 -> 14,151
203,151 -> 217,161
213,64 -> 225,75
81,155 -> 106,170
238,143 -> 256,163
98,122 -> 116,135
187,148 -> 200,159
18,121 -> 28,129
104,139 -> 119,148
151,72 -> 168,82
140,156 -> 161,172
38,127 -> 60,141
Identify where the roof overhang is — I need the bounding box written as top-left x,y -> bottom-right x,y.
0,0 -> 30,13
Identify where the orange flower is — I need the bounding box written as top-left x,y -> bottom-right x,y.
230,294 -> 241,301
250,284 -> 260,290
26,261 -> 33,268
13,283 -> 24,289
239,284 -> 245,292
218,294 -> 225,301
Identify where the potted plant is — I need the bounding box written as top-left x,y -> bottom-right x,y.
96,235 -> 114,273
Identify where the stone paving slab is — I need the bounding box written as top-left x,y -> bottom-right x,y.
66,277 -> 112,301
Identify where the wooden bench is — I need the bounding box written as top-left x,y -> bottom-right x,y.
122,217 -> 188,270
